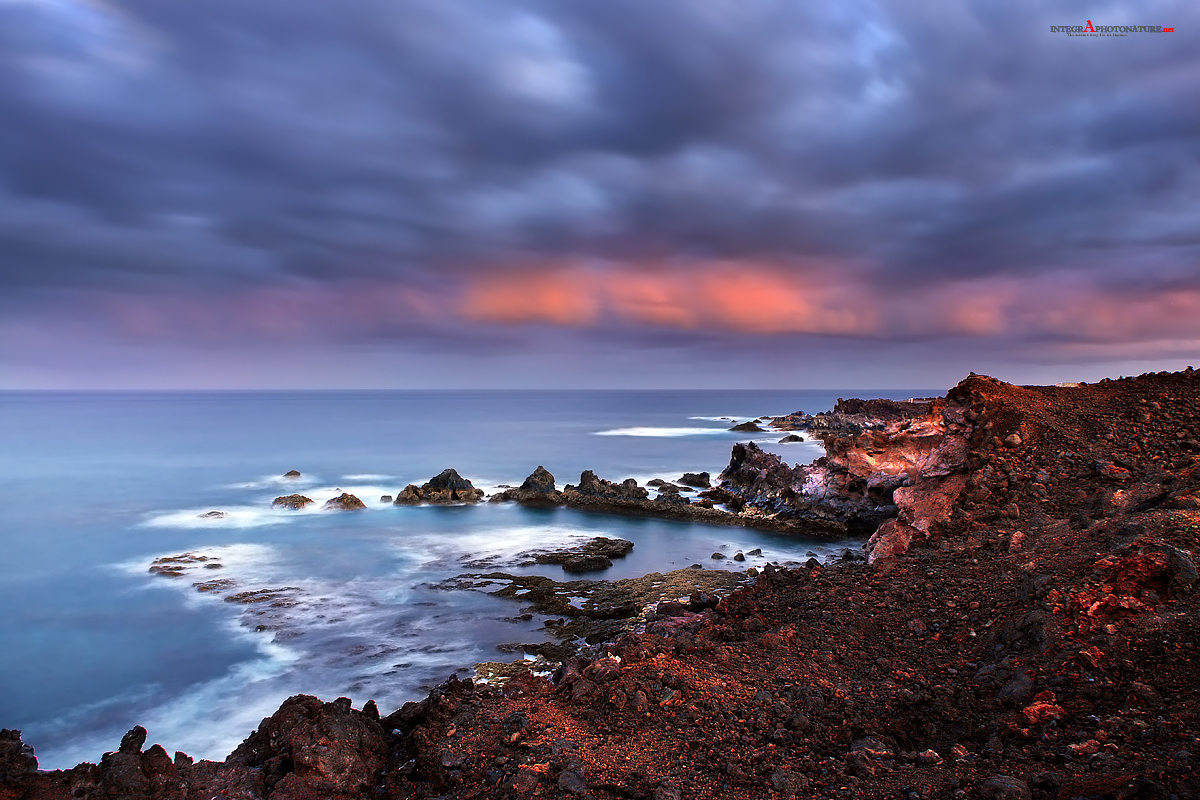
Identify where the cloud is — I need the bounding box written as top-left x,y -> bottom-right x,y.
2,0 -> 1199,386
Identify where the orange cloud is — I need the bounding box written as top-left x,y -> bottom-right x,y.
460,269 -> 600,325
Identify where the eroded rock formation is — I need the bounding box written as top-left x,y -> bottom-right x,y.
394,469 -> 485,505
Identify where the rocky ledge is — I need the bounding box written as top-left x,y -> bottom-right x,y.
8,368 -> 1200,799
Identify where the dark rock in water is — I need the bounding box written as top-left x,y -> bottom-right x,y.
393,484 -> 422,505
646,478 -> 667,487
778,434 -> 804,443
678,472 -> 711,488
324,493 -> 366,510
746,548 -> 763,556
393,469 -> 485,505
283,470 -> 302,479
272,494 -> 314,510
519,465 -> 556,494
654,488 -> 689,506
379,495 -> 393,503
490,466 -> 563,505
523,536 -> 634,574
562,555 -> 613,573
198,510 -> 227,519
711,552 -> 726,560
729,421 -> 766,433
733,552 -> 745,562
566,471 -> 649,501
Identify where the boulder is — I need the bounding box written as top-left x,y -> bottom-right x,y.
272,494 -> 315,510
490,466 -> 563,505
678,472 -> 711,488
778,434 -> 804,443
324,493 -> 366,510
729,421 -> 765,433
393,469 -> 484,505
283,470 -> 302,479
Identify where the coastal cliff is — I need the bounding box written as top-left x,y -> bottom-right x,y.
6,369 -> 1200,799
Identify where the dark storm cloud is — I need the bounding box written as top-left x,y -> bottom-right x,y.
2,0 -> 1199,360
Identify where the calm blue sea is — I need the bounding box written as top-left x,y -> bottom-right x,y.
0,389 -> 930,768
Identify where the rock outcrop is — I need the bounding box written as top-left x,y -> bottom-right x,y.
519,536 -> 635,573
716,390 -> 976,552
489,466 -> 564,505
394,469 -> 484,505
728,421 -> 766,433
272,494 -> 314,510
324,493 -> 366,510
283,470 -> 302,479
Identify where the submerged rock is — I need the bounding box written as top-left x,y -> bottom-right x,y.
197,510 -> 227,519
272,494 -> 314,510
394,469 -> 484,505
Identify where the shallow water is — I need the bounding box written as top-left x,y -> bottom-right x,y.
0,389 -> 930,767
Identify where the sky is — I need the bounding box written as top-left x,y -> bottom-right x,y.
2,0 -> 1198,390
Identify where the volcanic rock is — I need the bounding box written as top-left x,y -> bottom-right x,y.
324,492 -> 366,510
490,466 -> 563,505
678,472 -> 711,488
272,494 -> 314,510
729,421 -> 765,433
283,470 -> 302,479
393,469 -> 484,505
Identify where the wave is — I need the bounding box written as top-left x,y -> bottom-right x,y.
593,426 -> 732,437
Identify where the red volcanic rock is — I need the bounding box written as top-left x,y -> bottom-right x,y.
228,695 -> 388,798
893,473 -> 968,534
865,519 -> 917,564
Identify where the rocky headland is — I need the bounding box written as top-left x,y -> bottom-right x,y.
7,369 -> 1200,799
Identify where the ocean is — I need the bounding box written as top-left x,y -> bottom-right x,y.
0,389 -> 929,768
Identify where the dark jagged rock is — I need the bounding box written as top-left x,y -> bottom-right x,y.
0,728 -> 38,777
490,466 -> 563,505
779,434 -> 804,443
567,470 -> 650,501
394,468 -> 484,505
678,472 -> 711,488
521,537 -> 634,574
283,470 -> 302,479
728,421 -> 765,433
272,494 -> 314,510
323,492 -> 366,510
227,695 -> 388,797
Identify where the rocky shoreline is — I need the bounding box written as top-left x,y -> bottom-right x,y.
6,368 -> 1200,799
